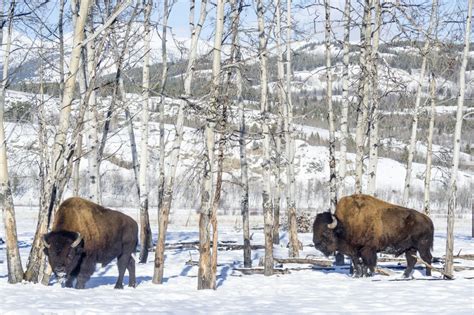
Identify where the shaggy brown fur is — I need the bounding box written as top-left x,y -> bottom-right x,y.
313,194 -> 434,277
44,197 -> 138,289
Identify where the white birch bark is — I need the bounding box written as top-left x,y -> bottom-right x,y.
367,0 -> 381,196
72,135 -> 82,195
354,0 -> 371,194
286,0 -> 299,258
402,0 -> 439,205
58,0 -> 65,103
85,19 -> 101,204
0,0 -> 23,283
138,0 -> 153,264
423,72 -> 436,216
257,0 -> 274,276
198,0 -> 223,290
274,0 -> 285,246
153,0 -> 208,285
325,0 -> 337,212
157,0 -> 170,213
338,0 -> 351,198
230,0 -> 251,267
444,0 -> 472,278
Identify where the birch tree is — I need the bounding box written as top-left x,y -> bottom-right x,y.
325,0 -> 337,211
85,15 -> 101,204
274,0 -> 285,245
402,0 -> 439,205
230,0 -> 251,267
198,0 -> 224,290
444,0 -> 472,278
0,0 -> 23,283
338,0 -> 351,197
153,0 -> 208,285
138,0 -> 153,264
257,0 -> 274,276
354,0 -> 372,194
423,72 -> 436,216
157,0 -> 171,216
366,0 -> 381,196
285,0 -> 299,258
24,0 -> 93,283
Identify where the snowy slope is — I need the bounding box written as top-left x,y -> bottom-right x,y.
3,89 -> 472,213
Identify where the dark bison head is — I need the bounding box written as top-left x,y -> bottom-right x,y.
312,212 -> 339,257
43,231 -> 84,280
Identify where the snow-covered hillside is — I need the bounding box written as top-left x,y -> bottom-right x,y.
3,89 -> 472,214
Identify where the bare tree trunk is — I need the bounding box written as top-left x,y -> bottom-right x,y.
24,0 -> 93,283
445,0 -> 472,278
274,0 -> 285,245
285,0 -> 299,258
423,72 -> 436,216
198,0 -> 224,290
338,0 -> 351,198
325,0 -> 337,212
138,0 -> 153,264
402,0 -> 439,205
36,30 -> 53,286
72,135 -> 82,195
367,0 -> 381,196
157,0 -> 170,215
0,0 -> 23,283
354,0 -> 371,194
153,0 -> 208,285
58,0 -> 65,103
229,0 -> 250,268
257,0 -> 274,276
85,18 -> 100,204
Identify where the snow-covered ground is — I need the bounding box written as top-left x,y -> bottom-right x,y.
1,207 -> 473,314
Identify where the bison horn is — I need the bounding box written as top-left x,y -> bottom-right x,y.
327,215 -> 338,229
71,232 -> 82,248
42,235 -> 51,249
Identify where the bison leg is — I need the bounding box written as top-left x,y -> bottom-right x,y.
360,247 -> 377,277
350,256 -> 363,278
65,276 -> 75,288
403,248 -> 417,278
127,256 -> 136,288
419,247 -> 433,276
115,254 -> 132,289
75,259 -> 95,289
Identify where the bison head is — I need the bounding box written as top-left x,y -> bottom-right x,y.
312,212 -> 340,257
43,231 -> 84,280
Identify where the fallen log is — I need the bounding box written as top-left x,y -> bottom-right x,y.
233,267 -> 290,275
375,267 -> 395,276
164,241 -> 265,251
259,257 -> 333,267
454,254 -> 474,261
412,255 -> 453,280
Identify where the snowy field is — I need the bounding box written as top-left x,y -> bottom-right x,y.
1,206 -> 473,314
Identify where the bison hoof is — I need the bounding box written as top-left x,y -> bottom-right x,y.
128,283 -> 136,288
114,283 -> 124,289
402,273 -> 414,279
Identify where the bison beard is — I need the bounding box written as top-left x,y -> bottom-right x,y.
43,197 -> 138,289
313,194 -> 434,278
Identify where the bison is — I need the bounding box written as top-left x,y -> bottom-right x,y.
313,194 -> 434,278
43,197 -> 138,289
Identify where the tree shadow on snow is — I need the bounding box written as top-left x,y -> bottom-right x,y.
216,265 -> 231,288
85,275 -> 152,289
